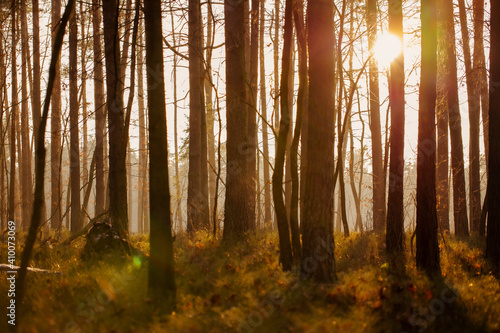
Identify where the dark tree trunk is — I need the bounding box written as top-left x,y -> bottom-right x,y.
69,3 -> 81,233
272,0 -> 294,271
260,0 -> 272,228
457,0 -> 480,234
51,0 -> 62,230
366,0 -> 385,233
137,20 -> 146,233
102,0 -> 128,237
9,0 -> 18,223
144,0 -> 176,307
187,0 -> 209,233
486,0 -> 500,271
416,0 -> 441,276
93,0 -> 105,217
301,0 -> 337,283
442,0 -> 469,237
223,0 -> 252,240
436,2 -> 450,232
21,0 -> 33,229
386,0 -> 405,254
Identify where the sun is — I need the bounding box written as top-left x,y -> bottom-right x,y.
373,32 -> 403,68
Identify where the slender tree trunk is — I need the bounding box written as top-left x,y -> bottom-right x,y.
416,0 -> 441,276
187,0 -> 208,232
260,0 -> 272,228
289,2 -> 307,260
21,0 -> 33,229
273,0 -> 294,270
248,0 -> 259,230
223,0 -> 252,240
302,0 -> 337,283
457,0 -> 480,234
442,0 -> 469,237
8,1 -> 17,223
486,0 -> 500,271
137,20 -> 146,233
51,0 -> 62,229
102,0 -> 129,237
366,0 -> 385,233
436,3 -> 450,232
205,0 -> 216,227
386,0 -> 405,253
69,3 -> 81,233
81,1 -> 88,197
92,0 -> 105,217
144,0 -> 176,307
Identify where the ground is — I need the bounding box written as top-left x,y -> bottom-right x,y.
1,230 -> 499,332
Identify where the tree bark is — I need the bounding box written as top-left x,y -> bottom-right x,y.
144,0 -> 176,307
486,0 -> 500,272
69,3 -> 81,233
386,0 -> 405,253
416,0 -> 441,276
366,0 -> 385,233
51,0 -> 62,230
8,0 -> 18,223
223,0 -> 252,240
457,0 -> 480,234
102,0 -> 129,237
302,0 -> 337,283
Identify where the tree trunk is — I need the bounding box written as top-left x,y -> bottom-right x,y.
272,0 -> 294,271
69,3 -> 81,233
366,0 -> 385,233
51,0 -> 62,230
21,0 -> 33,229
144,0 -> 176,307
443,0 -> 469,237
302,0 -> 337,283
8,0 -> 17,223
486,0 -> 500,271
416,0 -> 441,276
187,0 -> 209,233
223,0 -> 252,240
457,0 -> 480,234
386,0 -> 405,253
102,0 -> 129,237
137,19 -> 146,233
93,0 -> 105,217
205,0 -> 216,227
436,3 -> 450,232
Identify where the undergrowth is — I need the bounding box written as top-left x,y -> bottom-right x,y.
0,230 -> 499,332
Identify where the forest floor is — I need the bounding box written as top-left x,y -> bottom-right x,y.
1,229 -> 499,332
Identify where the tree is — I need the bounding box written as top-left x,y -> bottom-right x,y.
301,0 -> 337,283
144,0 -> 176,306
51,0 -> 62,230
457,0 -> 480,233
260,0 -> 271,227
102,0 -> 128,237
223,0 -> 252,240
9,0 -> 18,224
21,0 -> 33,229
366,0 -> 385,233
187,0 -> 209,232
386,0 -> 405,254
69,2 -> 81,233
441,0 -> 469,237
137,19 -> 147,233
272,0 -> 294,270
486,0 -> 500,271
93,0 -> 105,216
416,0 -> 440,276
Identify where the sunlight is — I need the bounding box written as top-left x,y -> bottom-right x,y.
373,32 -> 403,68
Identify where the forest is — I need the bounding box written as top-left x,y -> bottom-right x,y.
0,0 -> 500,331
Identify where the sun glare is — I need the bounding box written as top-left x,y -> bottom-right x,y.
373,32 -> 403,68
